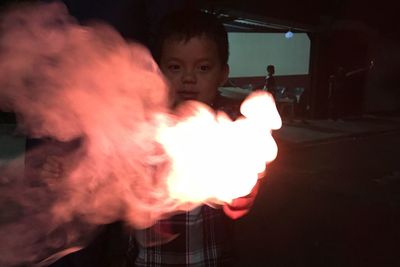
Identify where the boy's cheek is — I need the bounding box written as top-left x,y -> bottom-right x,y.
168,81 -> 176,95
162,76 -> 178,107
168,89 -> 177,107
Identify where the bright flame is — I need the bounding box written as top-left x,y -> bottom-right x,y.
157,91 -> 281,204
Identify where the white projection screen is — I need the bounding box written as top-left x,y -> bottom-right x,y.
227,32 -> 311,77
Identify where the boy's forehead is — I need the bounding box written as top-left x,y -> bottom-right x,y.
160,35 -> 221,62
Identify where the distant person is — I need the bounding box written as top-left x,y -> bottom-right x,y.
263,65 -> 277,97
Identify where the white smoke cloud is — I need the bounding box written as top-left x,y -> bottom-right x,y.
0,2 -> 177,266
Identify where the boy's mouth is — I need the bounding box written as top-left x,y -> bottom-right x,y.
177,91 -> 198,101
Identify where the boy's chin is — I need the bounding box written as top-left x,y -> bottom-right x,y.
172,100 -> 214,118
172,96 -> 197,107
172,95 -> 215,110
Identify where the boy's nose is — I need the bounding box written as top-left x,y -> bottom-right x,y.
181,70 -> 196,83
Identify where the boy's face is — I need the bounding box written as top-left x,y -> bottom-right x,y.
159,36 -> 229,106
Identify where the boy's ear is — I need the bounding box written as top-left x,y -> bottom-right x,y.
219,64 -> 230,86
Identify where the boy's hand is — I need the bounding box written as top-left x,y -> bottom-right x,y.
223,179 -> 260,220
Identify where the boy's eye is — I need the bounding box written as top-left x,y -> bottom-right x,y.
168,64 -> 181,71
199,65 -> 211,72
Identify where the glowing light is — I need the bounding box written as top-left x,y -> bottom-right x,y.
157,91 -> 281,204
285,30 -> 293,39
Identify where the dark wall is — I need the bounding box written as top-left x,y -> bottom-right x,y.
309,28 -> 371,118
363,38 -> 400,113
61,0 -> 186,46
309,23 -> 400,118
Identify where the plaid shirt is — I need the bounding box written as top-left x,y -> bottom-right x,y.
127,205 -> 234,267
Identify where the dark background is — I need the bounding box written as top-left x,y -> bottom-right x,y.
1,0 -> 399,119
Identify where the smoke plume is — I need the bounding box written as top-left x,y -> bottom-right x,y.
0,2 -> 176,266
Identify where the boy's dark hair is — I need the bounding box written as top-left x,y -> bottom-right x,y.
153,8 -> 229,65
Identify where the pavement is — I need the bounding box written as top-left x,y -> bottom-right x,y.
234,113 -> 400,267
272,113 -> 400,147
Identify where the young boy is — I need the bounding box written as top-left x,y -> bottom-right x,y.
129,8 -> 260,267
